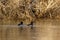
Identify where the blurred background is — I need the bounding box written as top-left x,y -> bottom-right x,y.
0,0 -> 60,40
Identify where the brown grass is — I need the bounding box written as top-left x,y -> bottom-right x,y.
0,0 -> 60,24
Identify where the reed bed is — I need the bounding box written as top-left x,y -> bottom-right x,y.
0,0 -> 60,24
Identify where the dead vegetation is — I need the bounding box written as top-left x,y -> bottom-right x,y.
0,0 -> 60,24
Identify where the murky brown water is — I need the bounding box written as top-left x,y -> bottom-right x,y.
0,19 -> 60,40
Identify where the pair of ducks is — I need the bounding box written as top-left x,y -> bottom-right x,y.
18,21 -> 33,29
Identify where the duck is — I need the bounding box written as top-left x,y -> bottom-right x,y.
18,22 -> 23,30
27,21 -> 33,29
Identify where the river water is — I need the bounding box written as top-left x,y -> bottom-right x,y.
0,19 -> 60,40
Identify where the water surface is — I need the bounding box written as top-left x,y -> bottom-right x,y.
0,19 -> 60,40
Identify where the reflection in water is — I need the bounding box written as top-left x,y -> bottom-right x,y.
18,27 -> 37,40
0,19 -> 60,40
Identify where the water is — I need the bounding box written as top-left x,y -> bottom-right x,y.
0,19 -> 60,40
